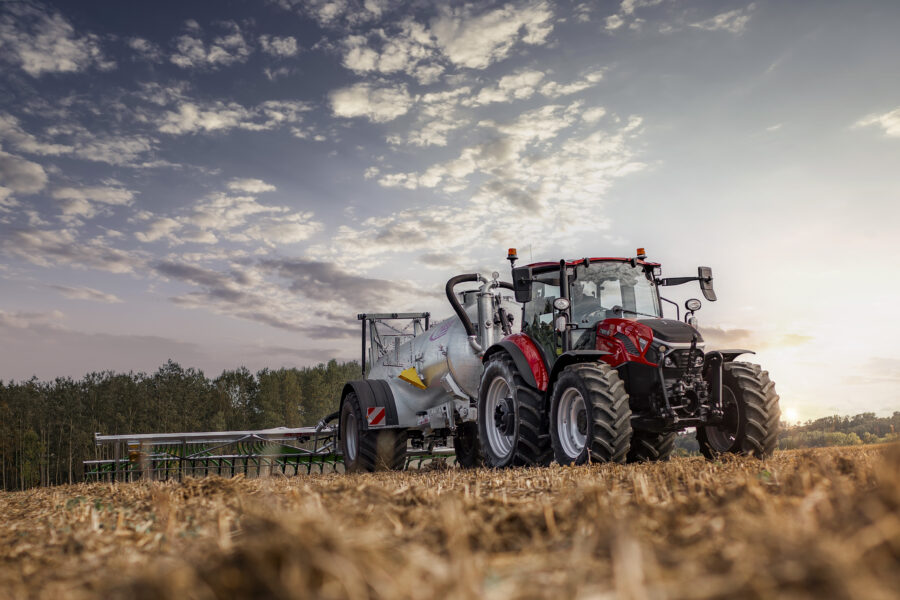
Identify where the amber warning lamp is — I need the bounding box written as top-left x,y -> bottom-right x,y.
507,247 -> 518,267
636,247 -> 647,260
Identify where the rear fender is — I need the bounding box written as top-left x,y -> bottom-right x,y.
339,379 -> 400,434
547,350 -> 612,392
483,334 -> 549,391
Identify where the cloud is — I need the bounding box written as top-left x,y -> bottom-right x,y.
52,186 -> 135,205
0,4 -> 115,76
341,19 -> 443,84
0,149 -> 48,195
128,37 -> 162,61
158,100 -> 311,135
227,178 -> 276,193
430,1 -> 554,69
170,21 -> 252,69
272,0 -> 387,28
1,228 -> 144,273
135,217 -> 183,243
856,108 -> 900,138
259,34 -> 299,57
329,82 -> 412,123
50,285 -> 122,303
466,70 -> 545,106
690,4 -> 755,34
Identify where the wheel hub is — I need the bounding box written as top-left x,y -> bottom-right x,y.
494,399 -> 516,435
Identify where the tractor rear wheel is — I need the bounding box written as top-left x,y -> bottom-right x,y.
453,422 -> 483,468
477,353 -> 551,468
340,392 -> 408,472
550,363 -> 632,465
627,430 -> 675,462
697,361 -> 780,459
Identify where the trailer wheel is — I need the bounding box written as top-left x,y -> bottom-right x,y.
627,430 -> 675,462
477,353 -> 551,468
697,362 -> 780,459
340,392 -> 407,472
550,363 -> 632,465
453,422 -> 483,468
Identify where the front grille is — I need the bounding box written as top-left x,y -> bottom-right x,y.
665,349 -> 703,370
614,332 -> 639,355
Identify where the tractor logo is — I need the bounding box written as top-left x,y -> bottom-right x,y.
429,320 -> 452,341
366,407 -> 386,427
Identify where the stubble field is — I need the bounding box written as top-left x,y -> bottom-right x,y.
2,445 -> 899,600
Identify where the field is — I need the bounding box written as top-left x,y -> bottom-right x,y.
2,446 -> 899,600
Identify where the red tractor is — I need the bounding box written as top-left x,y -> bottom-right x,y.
472,248 -> 780,467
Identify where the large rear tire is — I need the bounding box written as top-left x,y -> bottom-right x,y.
697,362 -> 780,459
477,353 -> 551,468
550,363 -> 632,465
340,392 -> 408,472
627,430 -> 675,462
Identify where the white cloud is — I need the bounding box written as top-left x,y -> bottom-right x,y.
341,19 -> 442,84
0,113 -> 73,156
1,228 -> 143,273
0,149 -> 48,195
245,213 -> 323,245
856,108 -> 900,138
540,70 -> 604,98
582,107 -> 607,123
52,186 -> 135,206
431,1 -> 554,69
227,178 -> 277,194
690,4 -> 755,34
50,285 -> 122,304
135,217 -> 183,243
128,37 -> 162,61
170,22 -> 252,69
330,82 -> 413,123
0,6 -> 114,76
259,34 -> 299,57
158,100 -> 311,135
466,70 -> 545,106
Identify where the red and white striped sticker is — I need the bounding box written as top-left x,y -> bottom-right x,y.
366,407 -> 386,426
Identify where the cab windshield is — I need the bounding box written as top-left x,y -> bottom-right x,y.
570,261 -> 661,326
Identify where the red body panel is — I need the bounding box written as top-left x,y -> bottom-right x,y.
502,333 -> 550,391
594,318 -> 658,368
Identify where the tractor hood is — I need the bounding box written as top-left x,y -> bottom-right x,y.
637,319 -> 703,344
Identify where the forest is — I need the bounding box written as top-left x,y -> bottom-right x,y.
2,359 -> 898,491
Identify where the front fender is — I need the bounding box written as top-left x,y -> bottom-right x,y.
547,350 -> 612,391
339,379 -> 399,433
716,348 -> 755,362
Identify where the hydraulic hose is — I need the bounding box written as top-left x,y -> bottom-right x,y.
445,273 -> 482,338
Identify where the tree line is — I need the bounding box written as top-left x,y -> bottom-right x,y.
0,359 -> 360,491
673,412 -> 900,456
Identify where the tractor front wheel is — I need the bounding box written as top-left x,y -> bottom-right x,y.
340,392 -> 408,472
627,430 -> 676,462
697,361 -> 780,459
550,363 -> 632,465
477,353 -> 551,468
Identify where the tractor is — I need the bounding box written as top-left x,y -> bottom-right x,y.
338,249 -> 780,471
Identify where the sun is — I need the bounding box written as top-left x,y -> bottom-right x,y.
783,407 -> 800,424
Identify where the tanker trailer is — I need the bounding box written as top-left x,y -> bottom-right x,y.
339,272 -> 517,471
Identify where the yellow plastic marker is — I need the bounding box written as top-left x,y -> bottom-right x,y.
398,367 -> 426,389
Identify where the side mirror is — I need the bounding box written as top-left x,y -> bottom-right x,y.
698,266 -> 716,302
511,266 -> 532,303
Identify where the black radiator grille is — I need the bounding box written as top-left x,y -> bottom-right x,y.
615,332 -> 639,355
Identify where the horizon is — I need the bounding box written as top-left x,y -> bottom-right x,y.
1,0 -> 899,422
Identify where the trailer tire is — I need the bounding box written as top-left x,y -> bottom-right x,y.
627,430 -> 675,462
550,363 -> 632,465
697,362 -> 780,459
340,392 -> 408,472
477,353 -> 551,468
453,422 -> 483,468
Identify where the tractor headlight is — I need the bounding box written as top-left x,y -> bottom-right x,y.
553,297 -> 570,311
664,356 -> 675,367
685,298 -> 702,312
693,355 -> 704,367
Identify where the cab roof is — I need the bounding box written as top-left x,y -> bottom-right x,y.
526,257 -> 661,271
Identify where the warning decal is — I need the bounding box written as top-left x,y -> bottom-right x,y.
366,407 -> 386,426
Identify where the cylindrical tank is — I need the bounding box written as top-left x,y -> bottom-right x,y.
367,282 -> 519,428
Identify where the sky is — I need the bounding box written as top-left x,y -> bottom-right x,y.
0,0 -> 898,422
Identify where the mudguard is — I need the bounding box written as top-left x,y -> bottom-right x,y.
717,349 -> 755,362
483,334 -> 549,391
340,379 -> 400,430
548,350 -> 612,389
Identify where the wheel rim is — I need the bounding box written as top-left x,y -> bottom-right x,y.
705,386 -> 740,452
484,375 -> 515,459
557,387 -> 588,459
343,411 -> 358,461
